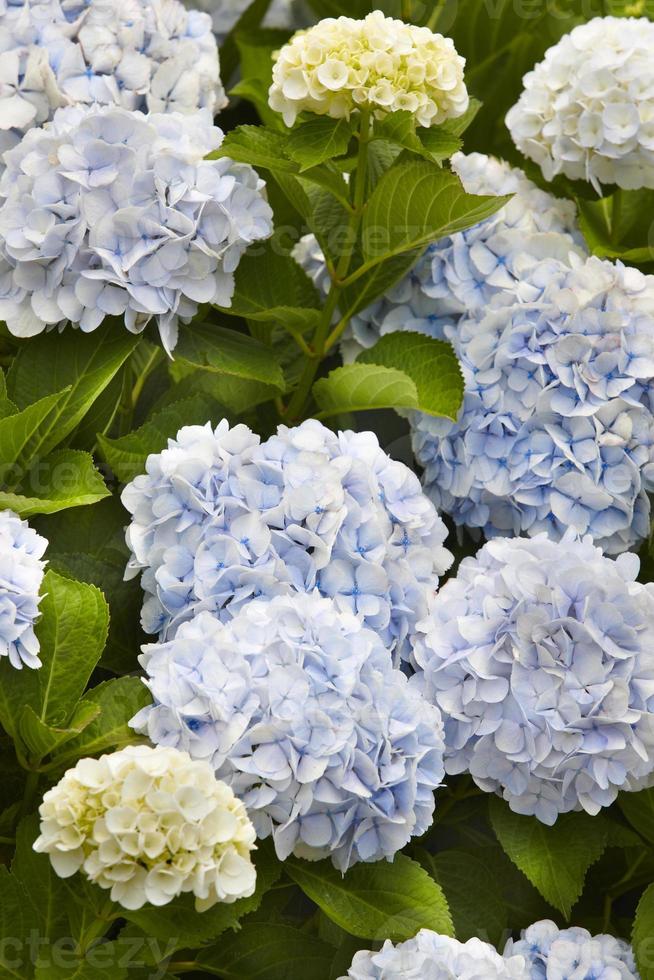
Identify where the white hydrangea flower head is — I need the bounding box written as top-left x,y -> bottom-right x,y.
412,530 -> 654,825
506,16 -> 654,192
0,104 -> 273,351
0,0 -> 226,160
122,418 -> 453,662
132,594 -> 446,872
269,11 -> 469,128
505,920 -> 638,979
33,744 -> 257,911
413,253 -> 654,554
294,152 -> 585,362
0,509 -> 47,669
340,930 -> 529,979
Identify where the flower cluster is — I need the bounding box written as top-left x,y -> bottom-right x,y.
0,510 -> 47,670
132,594 -> 445,871
413,254 -> 654,553
505,920 -> 638,979
412,531 -> 654,825
506,16 -> 654,192
0,0 -> 226,161
339,930 -> 529,979
295,152 -> 584,362
33,744 -> 257,911
268,11 -> 469,128
122,418 -> 452,661
0,105 -> 273,351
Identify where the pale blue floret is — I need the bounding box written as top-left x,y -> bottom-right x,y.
505,920 -> 639,979
131,593 -> 446,871
0,510 -> 47,670
411,530 -> 654,824
122,418 -> 453,663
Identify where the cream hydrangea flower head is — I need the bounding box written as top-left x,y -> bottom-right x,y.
506,16 -> 654,192
33,744 -> 257,911
268,11 -> 469,128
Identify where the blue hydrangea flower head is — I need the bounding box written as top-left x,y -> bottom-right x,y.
0,509 -> 47,669
413,254 -> 654,554
411,530 -> 654,824
122,418 -> 453,662
504,920 -> 638,979
132,593 -> 446,871
294,152 -> 584,362
0,104 -> 273,350
0,0 -> 226,160
339,930 -> 529,979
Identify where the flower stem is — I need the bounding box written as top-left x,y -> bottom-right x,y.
18,770 -> 40,822
284,109 -> 372,423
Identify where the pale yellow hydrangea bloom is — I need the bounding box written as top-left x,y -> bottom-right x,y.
269,10 -> 469,128
33,745 -> 257,912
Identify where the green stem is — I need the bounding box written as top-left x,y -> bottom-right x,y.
401,0 -> 412,20
284,110 -> 372,423
76,899 -> 119,956
602,851 -> 648,932
18,770 -> 40,822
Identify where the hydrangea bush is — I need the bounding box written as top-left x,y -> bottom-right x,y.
0,1 -> 652,977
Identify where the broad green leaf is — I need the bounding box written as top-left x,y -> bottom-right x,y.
46,677 -> 150,772
0,571 -> 109,744
439,98 -> 482,137
232,27 -> 290,127
0,449 -> 109,517
339,249 -> 424,322
215,242 -> 322,331
285,854 -> 453,942
12,817 -> 69,944
287,116 -> 355,171
196,924 -> 335,980
98,394 -> 219,484
167,366 -> 278,415
634,882 -> 654,980
18,700 -> 101,761
357,332 -> 464,420
577,189 -> 654,265
174,322 -> 285,389
314,363 -> 419,417
421,849 -> 508,946
0,867 -> 31,980
373,111 -> 461,163
34,952 -> 127,980
619,789 -> 654,844
215,125 -> 298,173
0,391 -> 69,475
122,841 -> 280,944
490,798 -> 608,919
361,160 -> 510,265
7,329 -> 138,457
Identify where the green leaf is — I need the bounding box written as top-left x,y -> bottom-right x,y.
0,571 -> 109,744
122,841 -> 280,944
12,817 -> 69,944
314,363 -> 419,417
0,867 -> 31,980
421,849 -> 508,946
174,322 -> 285,390
577,189 -> 654,265
34,951 -> 127,980
0,449 -> 109,517
287,117 -> 355,171
17,700 -> 101,761
361,160 -> 510,266
489,798 -> 608,919
439,98 -> 482,137
357,332 -> 464,419
372,112 -> 461,163
634,882 -> 654,980
0,391 -> 70,475
215,125 -> 298,173
46,677 -> 150,772
339,250 -> 423,321
196,924 -> 335,979
215,242 -> 322,330
98,394 -> 219,484
7,328 -> 139,457
167,367 -> 279,415
315,332 -> 464,420
619,789 -> 654,844
285,853 -> 453,942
